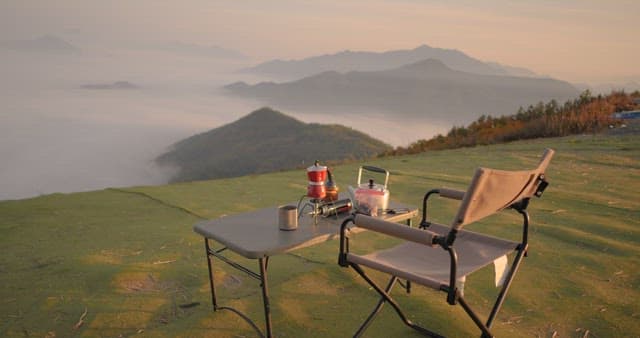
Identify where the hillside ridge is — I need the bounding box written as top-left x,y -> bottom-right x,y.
156,107 -> 391,182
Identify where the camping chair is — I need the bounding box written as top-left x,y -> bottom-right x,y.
338,149 -> 554,337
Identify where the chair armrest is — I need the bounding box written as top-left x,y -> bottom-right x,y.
439,188 -> 466,200
354,214 -> 438,247
338,216 -> 355,267
420,188 -> 466,228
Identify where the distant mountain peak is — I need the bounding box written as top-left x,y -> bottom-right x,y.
398,58 -> 451,73
1,35 -> 80,54
240,44 -> 536,80
81,81 -> 139,90
224,81 -> 250,91
308,70 -> 343,81
413,44 -> 434,51
225,60 -> 578,126
235,107 -> 302,127
246,106 -> 285,117
31,35 -> 78,51
156,107 -> 391,182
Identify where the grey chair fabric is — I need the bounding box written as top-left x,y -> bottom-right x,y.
453,148 -> 554,229
347,221 -> 519,290
339,149 -> 554,337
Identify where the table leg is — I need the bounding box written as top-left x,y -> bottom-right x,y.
259,257 -> 273,338
204,238 -> 218,310
203,238 -> 272,337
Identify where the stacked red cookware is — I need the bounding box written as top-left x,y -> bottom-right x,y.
306,161 -> 327,200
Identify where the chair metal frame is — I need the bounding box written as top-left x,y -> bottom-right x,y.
338,150 -> 553,337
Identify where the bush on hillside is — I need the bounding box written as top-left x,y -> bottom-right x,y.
385,90 -> 639,155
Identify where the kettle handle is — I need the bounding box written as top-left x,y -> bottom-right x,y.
357,166 -> 390,189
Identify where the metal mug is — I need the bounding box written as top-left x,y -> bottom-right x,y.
278,205 -> 298,231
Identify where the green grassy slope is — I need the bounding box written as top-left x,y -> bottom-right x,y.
1,134 -> 638,337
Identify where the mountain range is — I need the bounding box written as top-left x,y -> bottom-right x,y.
157,41 -> 247,59
80,81 -> 139,90
155,107 -> 391,182
225,59 -> 579,125
0,35 -> 80,54
240,44 -> 537,80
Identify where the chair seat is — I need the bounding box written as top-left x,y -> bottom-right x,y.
346,224 -> 519,289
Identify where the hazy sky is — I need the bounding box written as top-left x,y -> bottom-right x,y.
1,0 -> 638,200
1,0 -> 638,84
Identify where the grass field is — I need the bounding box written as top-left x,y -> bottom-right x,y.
1,134 -> 638,337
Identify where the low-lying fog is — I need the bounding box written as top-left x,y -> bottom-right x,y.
0,47 -> 448,201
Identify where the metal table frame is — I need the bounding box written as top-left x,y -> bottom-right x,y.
195,202 -> 417,338
204,242 -> 273,336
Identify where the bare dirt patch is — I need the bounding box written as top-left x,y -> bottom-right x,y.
113,272 -> 162,293
84,249 -> 143,265
86,311 -> 153,331
277,297 -> 314,328
284,270 -> 338,297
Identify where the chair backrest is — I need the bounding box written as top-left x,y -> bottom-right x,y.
451,148 -> 554,230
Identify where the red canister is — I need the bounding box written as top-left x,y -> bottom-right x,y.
307,181 -> 326,199
307,161 -> 327,183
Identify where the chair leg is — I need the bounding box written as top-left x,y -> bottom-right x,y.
353,274 -> 397,337
486,247 -> 526,328
456,247 -> 528,338
350,263 -> 444,338
457,295 -> 493,338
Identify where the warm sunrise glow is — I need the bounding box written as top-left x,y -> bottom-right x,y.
2,0 -> 638,83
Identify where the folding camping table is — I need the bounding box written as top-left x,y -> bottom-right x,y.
193,200 -> 417,338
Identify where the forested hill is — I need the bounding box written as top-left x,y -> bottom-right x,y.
155,107 -> 392,182
386,90 -> 640,155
